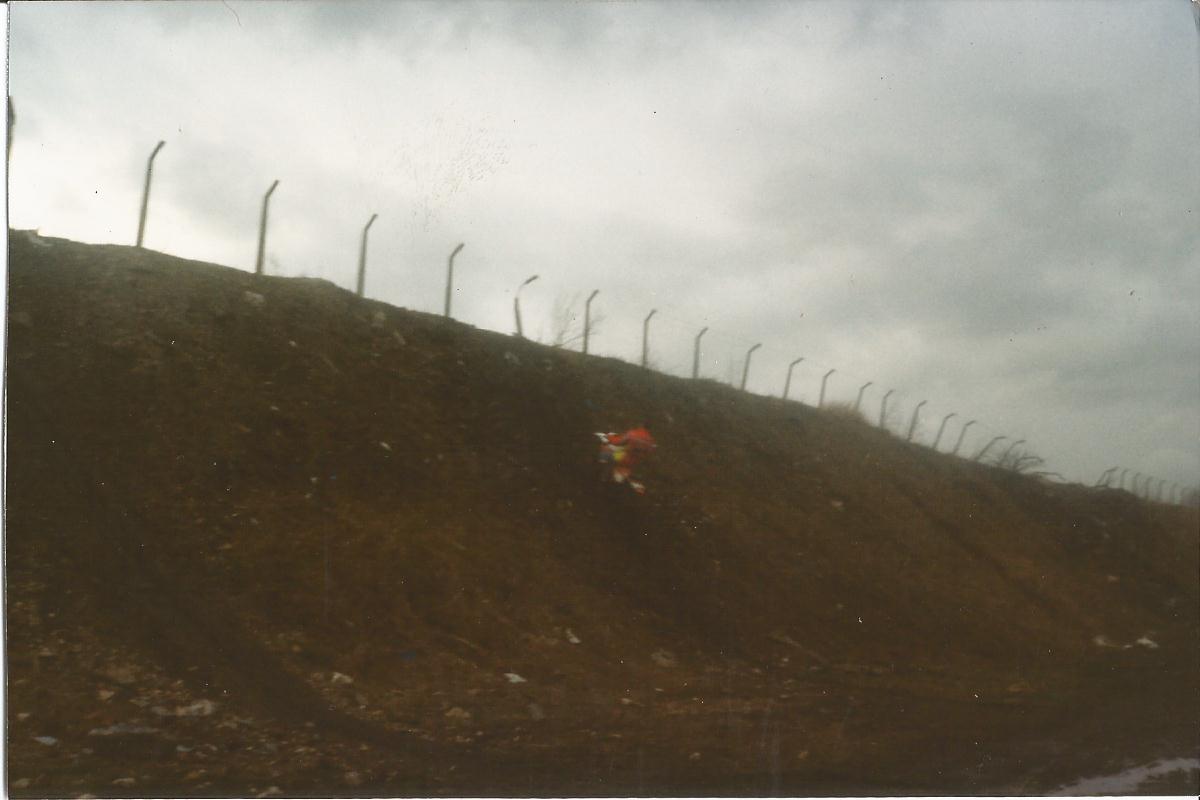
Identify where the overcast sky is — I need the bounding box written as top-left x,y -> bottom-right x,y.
7,0 -> 1200,493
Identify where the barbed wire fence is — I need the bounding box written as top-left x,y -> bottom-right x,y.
10,115 -> 1198,509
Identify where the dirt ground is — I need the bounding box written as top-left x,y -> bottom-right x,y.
5,232 -> 1198,797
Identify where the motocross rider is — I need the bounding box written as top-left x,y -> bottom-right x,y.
602,424 -> 657,494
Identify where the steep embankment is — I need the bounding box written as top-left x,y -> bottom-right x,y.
6,232 -> 1198,796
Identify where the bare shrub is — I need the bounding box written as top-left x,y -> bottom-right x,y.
877,401 -> 902,435
543,292 -> 605,350
821,401 -> 870,426
996,445 -> 1045,473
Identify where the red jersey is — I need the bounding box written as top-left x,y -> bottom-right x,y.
608,427 -> 656,465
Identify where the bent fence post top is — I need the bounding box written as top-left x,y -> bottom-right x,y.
443,243 -> 465,318
818,369 -> 836,408
584,289 -> 600,355
906,400 -> 928,442
854,381 -> 873,413
907,400 -> 926,443
692,327 -> 709,379
136,140 -> 167,248
879,389 -> 895,428
783,357 -> 804,400
254,179 -> 280,276
356,213 -> 379,298
514,274 -> 539,338
740,343 -> 762,391
951,419 -> 977,456
932,411 -> 957,451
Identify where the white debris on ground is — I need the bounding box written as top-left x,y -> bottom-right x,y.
1050,757 -> 1200,796
174,699 -> 218,717
1092,633 -> 1162,650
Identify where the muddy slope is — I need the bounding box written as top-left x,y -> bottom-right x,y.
6,232 -> 1198,797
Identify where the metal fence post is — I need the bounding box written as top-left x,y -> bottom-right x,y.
818,369 -> 836,408
692,328 -> 709,379
584,290 -> 600,354
254,179 -> 279,275
136,140 -> 166,248
879,389 -> 895,428
641,309 -> 657,368
854,381 -> 873,413
443,243 -> 465,318
514,274 -> 539,337
932,412 -> 957,451
906,400 -> 927,442
740,344 -> 762,391
355,213 -> 378,297
951,419 -> 977,456
783,357 -> 804,400
1094,467 -> 1117,487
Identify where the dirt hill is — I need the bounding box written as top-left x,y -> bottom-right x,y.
5,231 -> 1198,797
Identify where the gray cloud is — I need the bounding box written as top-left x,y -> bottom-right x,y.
8,0 -> 1198,490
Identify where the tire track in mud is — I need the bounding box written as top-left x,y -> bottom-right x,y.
895,483 -> 1088,633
